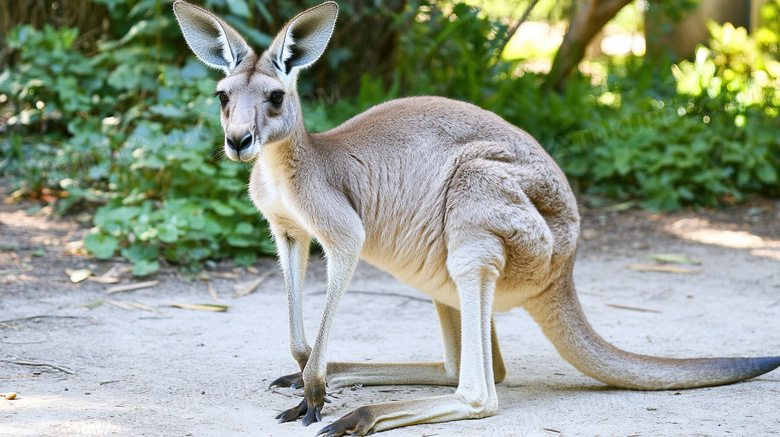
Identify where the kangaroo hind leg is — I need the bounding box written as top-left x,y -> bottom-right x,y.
317,235 -> 502,436
271,300 -> 506,389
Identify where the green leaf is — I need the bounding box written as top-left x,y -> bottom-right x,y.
84,233 -> 119,260
132,259 -> 159,277
149,104 -> 186,119
180,59 -> 208,81
157,223 -> 180,243
226,0 -> 251,18
189,213 -> 206,230
234,222 -> 253,235
233,250 -> 257,266
756,162 -> 777,184
121,243 -> 158,264
227,234 -> 251,247
228,196 -> 257,214
211,200 -> 235,216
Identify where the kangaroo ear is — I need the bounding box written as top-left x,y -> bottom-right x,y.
173,1 -> 252,75
267,1 -> 338,86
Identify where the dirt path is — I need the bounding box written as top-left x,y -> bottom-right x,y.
2,185 -> 779,436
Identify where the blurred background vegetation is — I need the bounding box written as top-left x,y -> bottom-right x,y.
1,0 -> 779,275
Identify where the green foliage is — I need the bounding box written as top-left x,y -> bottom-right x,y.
560,20 -> 780,210
569,102 -> 779,210
2,0 -> 780,275
757,0 -> 780,57
0,1 -> 276,275
395,1 -> 509,101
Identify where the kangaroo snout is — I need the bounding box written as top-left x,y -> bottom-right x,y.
226,132 -> 253,152
225,131 -> 254,161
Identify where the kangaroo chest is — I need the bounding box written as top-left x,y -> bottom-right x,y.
247,147 -> 315,238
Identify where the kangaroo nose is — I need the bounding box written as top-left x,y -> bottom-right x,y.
226,133 -> 253,152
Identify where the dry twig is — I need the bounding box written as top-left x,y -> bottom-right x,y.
2,359 -> 74,374
106,280 -> 160,294
606,304 -> 661,314
308,290 -> 432,303
0,315 -> 84,324
626,264 -> 701,274
233,272 -> 272,298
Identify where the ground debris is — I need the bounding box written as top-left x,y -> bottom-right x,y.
67,268 -> 93,283
165,303 -> 229,312
233,272 -> 272,298
106,280 -> 159,294
2,359 -> 74,374
606,303 -> 661,314
626,264 -> 701,274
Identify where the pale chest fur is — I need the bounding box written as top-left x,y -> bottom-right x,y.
248,144 -> 313,236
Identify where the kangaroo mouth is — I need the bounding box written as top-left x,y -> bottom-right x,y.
236,150 -> 257,162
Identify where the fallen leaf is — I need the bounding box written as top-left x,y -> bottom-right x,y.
626,264 -> 701,274
63,240 -> 85,256
233,273 -> 272,298
213,272 -> 241,279
105,299 -> 135,310
69,269 -> 93,283
106,280 -> 159,294
165,303 -> 229,312
87,276 -> 120,284
246,266 -> 260,275
81,300 -> 104,310
645,254 -> 701,265
130,301 -> 164,315
208,283 -> 219,302
606,200 -> 636,212
3,392 -> 17,400
99,266 -> 123,279
607,303 -> 661,314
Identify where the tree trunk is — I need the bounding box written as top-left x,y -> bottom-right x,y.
545,0 -> 633,90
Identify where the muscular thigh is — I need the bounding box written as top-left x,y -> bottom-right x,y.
443,158 -> 557,295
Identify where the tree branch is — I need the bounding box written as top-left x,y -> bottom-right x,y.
498,0 -> 542,57
545,0 -> 634,90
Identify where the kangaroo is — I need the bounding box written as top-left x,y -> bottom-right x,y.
173,2 -> 780,435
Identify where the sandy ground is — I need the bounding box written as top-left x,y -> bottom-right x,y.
1,188 -> 780,436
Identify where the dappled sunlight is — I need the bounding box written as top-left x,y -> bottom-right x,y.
751,249 -> 780,261
0,210 -> 72,232
666,218 -> 780,261
1,394 -> 130,436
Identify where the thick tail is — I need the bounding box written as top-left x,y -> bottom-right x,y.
523,266 -> 780,390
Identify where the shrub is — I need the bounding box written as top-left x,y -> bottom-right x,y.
1,1 -> 779,274
0,9 -> 276,275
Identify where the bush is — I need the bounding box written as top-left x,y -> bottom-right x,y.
1,1 -> 779,274
0,6 -> 276,275
569,21 -> 780,210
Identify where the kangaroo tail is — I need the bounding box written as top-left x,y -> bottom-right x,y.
523,266 -> 780,390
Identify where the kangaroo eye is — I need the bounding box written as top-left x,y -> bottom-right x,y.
214,91 -> 229,106
270,91 -> 284,106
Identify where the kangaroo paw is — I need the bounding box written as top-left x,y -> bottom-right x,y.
275,398 -> 307,423
269,372 -> 304,389
301,381 -> 329,426
317,407 -> 376,437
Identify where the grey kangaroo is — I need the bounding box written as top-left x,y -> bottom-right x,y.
173,2 -> 780,435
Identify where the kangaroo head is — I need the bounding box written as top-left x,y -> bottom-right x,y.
173,1 -> 338,161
